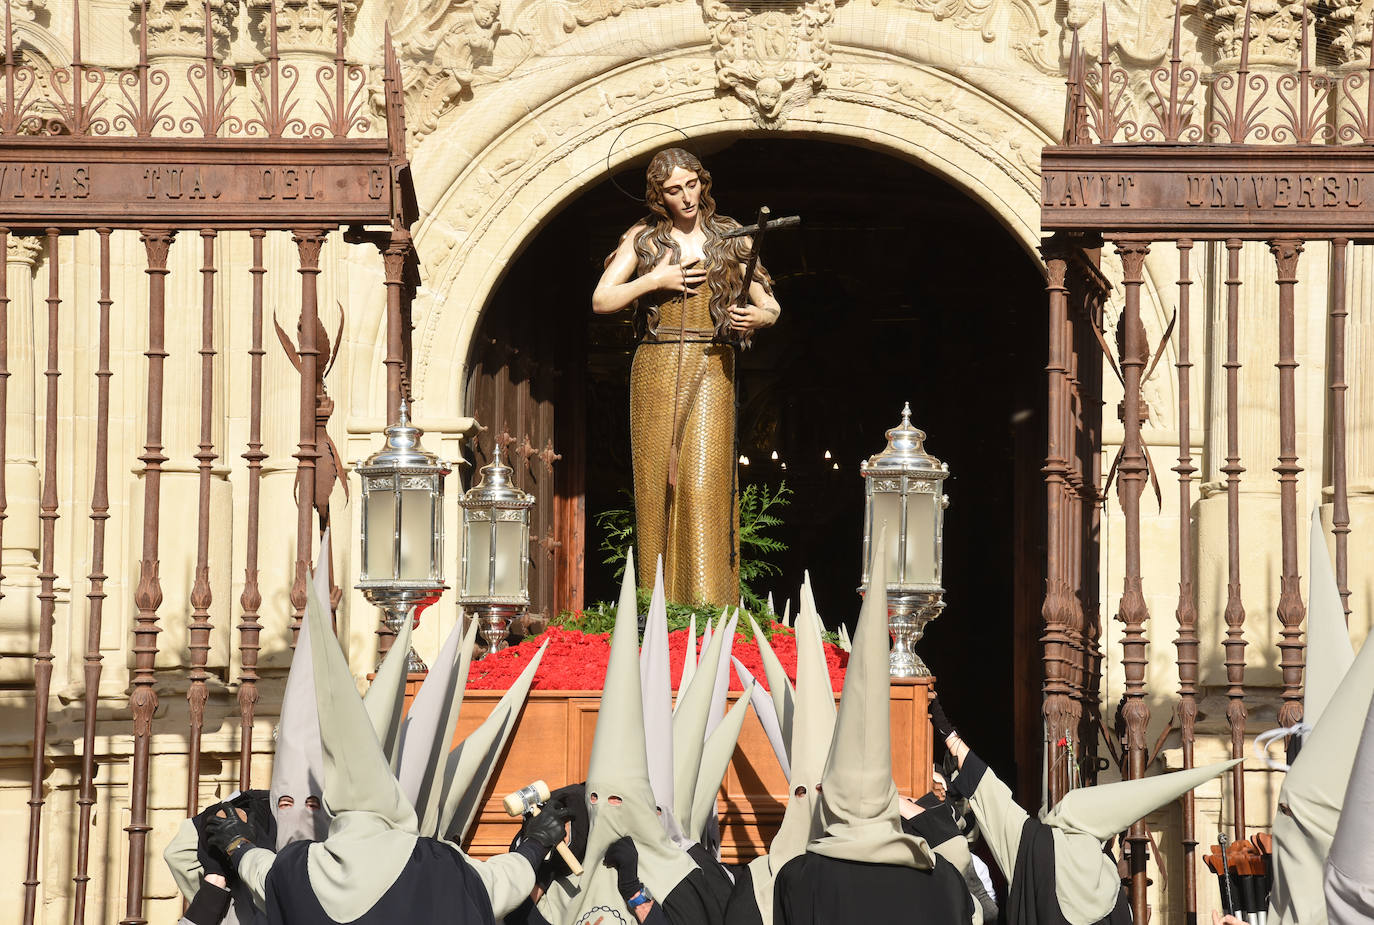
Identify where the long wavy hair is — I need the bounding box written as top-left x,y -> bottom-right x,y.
628,147 -> 772,346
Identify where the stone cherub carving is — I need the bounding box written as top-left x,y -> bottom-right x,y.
704,0 -> 835,127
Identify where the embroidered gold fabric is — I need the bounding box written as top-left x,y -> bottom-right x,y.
630,287 -> 739,607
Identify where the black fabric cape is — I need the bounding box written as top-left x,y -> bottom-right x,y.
772,851 -> 972,925
513,867 -> 725,925
722,862 -> 764,925
1005,819 -> 1132,925
263,838 -> 498,925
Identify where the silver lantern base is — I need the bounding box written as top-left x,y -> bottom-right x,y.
470,602 -> 523,656
887,590 -> 945,678
364,586 -> 442,673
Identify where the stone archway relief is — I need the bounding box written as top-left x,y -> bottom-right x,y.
407,49 -> 1063,410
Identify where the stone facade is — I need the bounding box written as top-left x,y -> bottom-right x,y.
1,1 -> 1370,923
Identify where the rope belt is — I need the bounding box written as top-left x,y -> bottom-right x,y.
641,326 -> 720,345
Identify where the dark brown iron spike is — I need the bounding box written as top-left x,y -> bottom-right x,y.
1221,238 -> 1247,840
137,0 -> 151,136
1113,238 -> 1152,923
3,0 -> 15,134
1299,0 -> 1311,139
1172,238 -> 1200,921
383,230 -> 411,424
1100,5 -> 1114,142
24,229 -> 62,925
72,228 -> 114,925
1329,240 -> 1350,621
334,0 -> 348,138
1167,0 -> 1184,139
289,229 -> 328,643
0,230 -> 9,607
1271,239 -> 1306,735
239,229 -> 268,786
123,228 -> 176,925
186,228 -> 219,816
202,0 -> 216,137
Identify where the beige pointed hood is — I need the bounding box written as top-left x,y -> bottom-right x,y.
270,534 -> 333,848
1325,667 -> 1374,924
811,536 -> 935,869
1272,621 -> 1374,924
396,618 -> 479,836
672,609 -> 734,825
304,565 -> 419,923
675,612 -> 698,714
1304,507 -> 1354,730
1040,759 -> 1241,840
551,553 -> 697,925
689,680 -> 756,840
733,658 -> 789,779
749,612 -> 794,753
363,604 -> 416,766
440,640 -> 549,842
641,557 -> 676,817
744,576 -> 840,925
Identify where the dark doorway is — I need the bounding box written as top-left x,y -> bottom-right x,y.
467,137 -> 1047,800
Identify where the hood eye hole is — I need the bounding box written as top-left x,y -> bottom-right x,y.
793,785 -> 807,798
589,792 -> 599,804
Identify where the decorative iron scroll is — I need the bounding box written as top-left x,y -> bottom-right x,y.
1042,0 -> 1374,237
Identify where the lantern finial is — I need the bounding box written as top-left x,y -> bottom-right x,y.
398,398 -> 410,427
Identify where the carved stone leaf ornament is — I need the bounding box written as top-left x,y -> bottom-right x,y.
247,0 -> 359,53
140,0 -> 241,55
702,0 -> 836,127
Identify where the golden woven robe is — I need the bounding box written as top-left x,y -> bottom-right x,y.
630,286 -> 739,607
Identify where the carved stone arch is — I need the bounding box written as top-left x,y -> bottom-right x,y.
405,48 -> 1059,410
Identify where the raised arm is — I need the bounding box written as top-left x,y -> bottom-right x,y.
592,225 -> 704,315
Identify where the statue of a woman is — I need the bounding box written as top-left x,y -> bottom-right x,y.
593,147 -> 781,606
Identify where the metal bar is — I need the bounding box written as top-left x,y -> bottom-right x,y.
289,230 -> 326,641
1041,237 -> 1076,804
238,229 -> 266,787
333,0 -> 348,138
72,228 -> 113,925
0,230 -> 8,612
1173,238 -> 1200,925
383,230 -> 409,426
23,228 -> 61,925
124,229 -> 175,925
1222,239 -> 1248,841
1271,239 -> 1306,732
186,228 -> 218,815
1329,240 -> 1350,620
1113,239 -> 1152,921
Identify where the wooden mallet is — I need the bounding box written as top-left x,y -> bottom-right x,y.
503,779 -> 583,876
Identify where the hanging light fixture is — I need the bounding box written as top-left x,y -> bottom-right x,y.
355,400 -> 451,672
859,402 -> 950,678
458,442 -> 534,655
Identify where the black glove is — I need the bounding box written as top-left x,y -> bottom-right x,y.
204,804 -> 258,867
523,805 -> 573,853
603,835 -> 643,901
928,695 -> 957,741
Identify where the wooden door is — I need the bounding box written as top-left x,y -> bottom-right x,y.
465,301 -> 586,626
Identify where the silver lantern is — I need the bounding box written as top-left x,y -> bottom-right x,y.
355,401 -> 451,673
458,442 -> 533,655
859,402 -> 950,678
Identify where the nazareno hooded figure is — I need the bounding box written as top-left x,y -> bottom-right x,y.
932,697 -> 1239,925
531,552 -> 729,925
724,575 -> 836,925
771,534 -> 973,925
201,564 -> 571,925
164,535 -> 337,925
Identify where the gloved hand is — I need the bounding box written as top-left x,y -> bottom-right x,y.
204,805 -> 258,868
522,805 -> 573,853
928,695 -> 957,741
603,835 -> 643,901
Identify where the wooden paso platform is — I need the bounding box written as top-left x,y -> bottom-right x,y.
408,677 -> 934,863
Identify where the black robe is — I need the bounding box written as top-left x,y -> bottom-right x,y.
1005,820 -> 1132,925
722,862 -> 764,925
263,838 -> 497,925
512,867 -> 725,925
772,852 -> 972,925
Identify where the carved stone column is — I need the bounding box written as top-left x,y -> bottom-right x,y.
0,234 -> 43,682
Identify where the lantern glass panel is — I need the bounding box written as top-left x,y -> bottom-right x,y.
494,519 -> 525,597
870,490 -> 901,581
399,484 -> 434,581
365,485 -> 397,580
903,490 -> 938,585
463,517 -> 491,597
